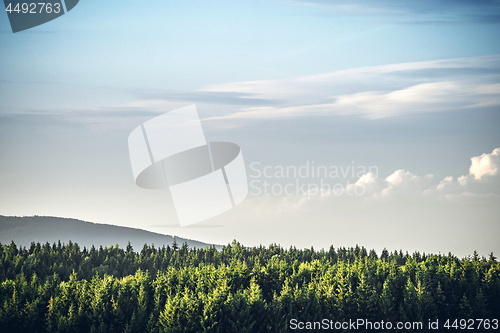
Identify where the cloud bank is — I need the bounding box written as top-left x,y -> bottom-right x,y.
317,147 -> 500,202
204,147 -> 500,256
238,147 -> 500,220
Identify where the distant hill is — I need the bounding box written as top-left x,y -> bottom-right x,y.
0,215 -> 221,251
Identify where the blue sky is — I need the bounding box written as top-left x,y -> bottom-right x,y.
1,0 -> 499,256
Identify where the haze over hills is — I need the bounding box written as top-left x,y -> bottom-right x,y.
0,215 -> 221,251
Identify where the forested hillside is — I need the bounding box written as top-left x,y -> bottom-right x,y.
0,215 -> 217,250
0,241 -> 498,332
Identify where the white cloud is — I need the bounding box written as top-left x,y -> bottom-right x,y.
469,147 -> 500,180
354,172 -> 386,194
437,176 -> 454,191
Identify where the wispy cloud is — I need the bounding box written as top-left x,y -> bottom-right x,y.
199,55 -> 500,122
282,0 -> 500,24
62,55 -> 499,125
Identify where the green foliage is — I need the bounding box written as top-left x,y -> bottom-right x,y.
0,241 -> 498,332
